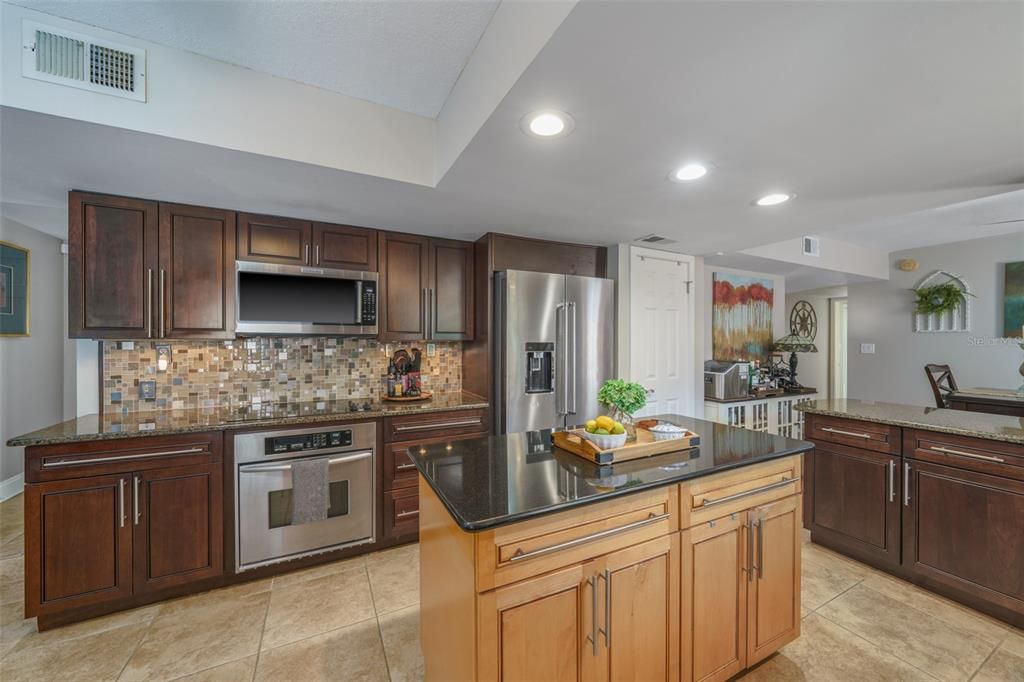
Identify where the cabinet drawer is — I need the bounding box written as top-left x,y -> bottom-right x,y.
679,455 -> 802,529
806,415 -> 901,455
26,432 -> 223,483
906,430 -> 1024,481
383,487 -> 420,540
384,408 -> 488,443
475,487 -> 675,591
385,431 -> 486,491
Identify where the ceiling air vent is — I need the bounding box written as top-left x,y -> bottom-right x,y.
636,234 -> 677,245
22,21 -> 146,102
802,235 -> 821,257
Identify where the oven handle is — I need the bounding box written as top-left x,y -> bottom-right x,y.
239,450 -> 372,473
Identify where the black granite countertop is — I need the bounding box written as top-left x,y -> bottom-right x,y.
409,414 -> 812,531
796,399 -> 1024,445
6,392 -> 489,447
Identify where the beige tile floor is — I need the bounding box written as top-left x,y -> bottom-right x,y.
0,493 -> 1021,681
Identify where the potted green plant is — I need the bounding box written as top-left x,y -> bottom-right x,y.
597,379 -> 648,439
913,282 -> 974,316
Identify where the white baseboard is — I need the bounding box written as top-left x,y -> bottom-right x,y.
0,473 -> 24,502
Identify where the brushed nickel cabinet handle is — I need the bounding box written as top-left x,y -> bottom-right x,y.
133,475 -> 141,525
394,418 -> 482,433
903,462 -> 911,507
42,447 -> 207,468
756,517 -> 764,579
602,568 -> 612,647
888,459 -> 896,503
586,576 -> 598,656
395,462 -> 417,471
315,244 -> 320,265
929,446 -> 1005,463
118,478 -> 126,528
147,268 -> 154,338
305,244 -> 310,264
821,427 -> 872,439
396,510 -> 419,520
701,477 -> 800,507
508,512 -> 669,563
747,518 -> 755,582
159,269 -> 166,337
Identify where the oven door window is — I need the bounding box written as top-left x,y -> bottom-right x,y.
267,480 -> 350,529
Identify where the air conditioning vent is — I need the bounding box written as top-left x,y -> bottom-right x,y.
22,21 -> 146,101
802,235 -> 820,257
636,234 -> 677,245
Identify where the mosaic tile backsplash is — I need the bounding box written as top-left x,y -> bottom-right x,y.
102,338 -> 462,414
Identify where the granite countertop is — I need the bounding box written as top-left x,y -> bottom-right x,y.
705,388 -> 818,404
409,414 -> 812,531
6,392 -> 489,447
796,399 -> 1024,445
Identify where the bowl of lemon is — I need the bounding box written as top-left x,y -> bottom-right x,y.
581,415 -> 628,449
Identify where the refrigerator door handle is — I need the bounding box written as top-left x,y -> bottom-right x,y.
555,302 -> 567,416
567,301 -> 577,415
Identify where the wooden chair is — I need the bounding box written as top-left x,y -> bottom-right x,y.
924,364 -> 958,408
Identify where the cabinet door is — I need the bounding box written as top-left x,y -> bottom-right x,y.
682,513 -> 748,682
383,486 -> 419,541
428,238 -> 474,340
133,462 -> 223,594
68,191 -> 158,338
159,203 -> 236,338
24,475 -> 133,616
747,496 -> 801,666
903,460 -> 1024,615
311,222 -> 377,271
237,213 -> 311,265
809,442 -> 901,568
603,535 -> 678,682
378,232 -> 429,340
478,564 -> 588,682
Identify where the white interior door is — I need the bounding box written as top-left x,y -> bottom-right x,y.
629,247 -> 695,417
829,297 -> 848,400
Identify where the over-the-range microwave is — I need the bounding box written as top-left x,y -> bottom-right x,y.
235,261 -> 377,336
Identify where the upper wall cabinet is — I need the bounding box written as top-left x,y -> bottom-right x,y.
378,232 -> 474,341
69,192 -> 159,339
68,192 -> 236,339
238,214 -> 378,271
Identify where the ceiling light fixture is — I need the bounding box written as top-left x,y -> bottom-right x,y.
755,193 -> 792,206
670,163 -> 709,182
521,110 -> 575,138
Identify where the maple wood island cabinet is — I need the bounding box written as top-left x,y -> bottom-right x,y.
410,416 -> 809,682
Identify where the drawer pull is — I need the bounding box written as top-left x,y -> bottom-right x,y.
820,427 -> 872,439
701,477 -> 799,508
394,418 -> 482,433
508,512 -> 669,563
396,510 -> 420,520
395,462 -> 418,471
929,446 -> 1005,463
42,447 -> 207,468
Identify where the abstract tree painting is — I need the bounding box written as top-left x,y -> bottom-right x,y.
1005,261 -> 1024,338
712,273 -> 774,361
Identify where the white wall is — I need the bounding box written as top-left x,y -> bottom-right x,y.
0,217 -> 65,487
742,236 -> 889,281
784,286 -> 847,395
847,232 -> 1024,406
703,266 -> 787,361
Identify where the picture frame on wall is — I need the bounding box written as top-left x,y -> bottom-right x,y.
0,240 -> 30,337
1005,261 -> 1024,339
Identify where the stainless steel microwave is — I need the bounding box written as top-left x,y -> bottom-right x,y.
235,261 -> 377,336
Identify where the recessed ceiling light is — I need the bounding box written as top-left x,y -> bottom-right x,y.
670,163 -> 709,182
521,110 -> 575,138
755,193 -> 792,206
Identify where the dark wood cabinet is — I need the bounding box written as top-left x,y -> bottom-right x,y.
159,204 -> 236,339
807,442 -> 901,568
25,474 -> 134,615
237,213 -> 311,265
312,222 -> 377,271
428,238 -> 474,340
68,192 -> 158,338
378,232 -> 474,341
134,461 -> 224,594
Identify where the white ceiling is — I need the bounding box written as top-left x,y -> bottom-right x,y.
2,1 -> 1023,256
12,0 -> 500,118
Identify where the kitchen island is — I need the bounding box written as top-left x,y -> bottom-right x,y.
798,399 -> 1024,628
410,415 -> 812,682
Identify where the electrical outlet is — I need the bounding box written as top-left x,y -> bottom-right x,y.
156,344 -> 171,372
120,341 -> 134,350
426,343 -> 436,357
860,343 -> 876,355
139,380 -> 157,400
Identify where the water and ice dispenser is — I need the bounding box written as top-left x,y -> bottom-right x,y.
524,342 -> 554,394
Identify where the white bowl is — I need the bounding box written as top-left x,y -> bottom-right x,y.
582,430 -> 628,450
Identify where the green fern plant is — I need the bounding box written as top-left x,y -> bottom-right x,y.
913,282 -> 973,315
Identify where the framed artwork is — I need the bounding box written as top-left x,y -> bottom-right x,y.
712,272 -> 774,360
1005,261 -> 1024,338
0,241 -> 30,336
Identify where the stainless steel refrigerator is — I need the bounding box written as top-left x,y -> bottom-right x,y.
494,270 -> 615,434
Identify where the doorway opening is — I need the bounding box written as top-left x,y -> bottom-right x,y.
829,297 -> 848,400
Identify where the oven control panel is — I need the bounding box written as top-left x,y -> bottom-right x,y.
264,429 -> 352,455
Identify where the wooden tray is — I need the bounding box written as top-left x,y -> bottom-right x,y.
552,426 -> 701,465
382,391 -> 433,403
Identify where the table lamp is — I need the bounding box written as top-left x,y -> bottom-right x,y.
773,334 -> 818,388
